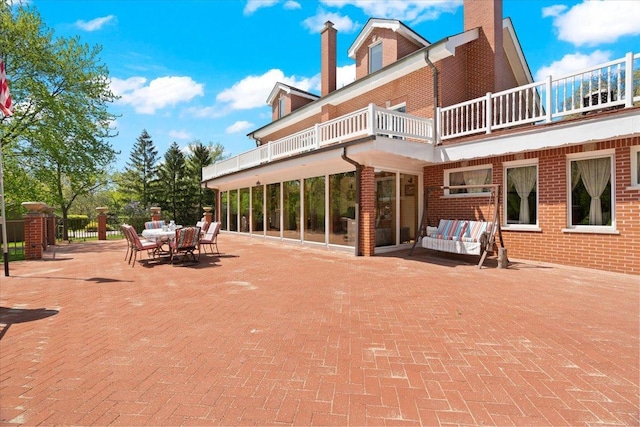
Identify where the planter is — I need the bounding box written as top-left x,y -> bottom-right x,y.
96,207 -> 109,215
21,201 -> 46,213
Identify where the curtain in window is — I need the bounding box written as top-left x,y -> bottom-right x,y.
463,169 -> 490,193
576,158 -> 611,225
509,166 -> 536,223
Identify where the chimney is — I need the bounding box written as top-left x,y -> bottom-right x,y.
321,21 -> 337,96
463,0 -> 505,93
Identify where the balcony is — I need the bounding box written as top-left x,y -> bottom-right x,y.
204,51 -> 639,181
203,104 -> 434,180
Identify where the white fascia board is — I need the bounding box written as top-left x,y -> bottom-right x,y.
347,19 -> 429,59
503,18 -> 533,85
436,111 -> 640,164
265,83 -> 319,105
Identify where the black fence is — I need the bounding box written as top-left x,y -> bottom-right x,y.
57,215 -> 149,242
0,219 -> 25,260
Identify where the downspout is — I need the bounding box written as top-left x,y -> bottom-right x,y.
425,52 -> 439,145
341,147 -> 362,256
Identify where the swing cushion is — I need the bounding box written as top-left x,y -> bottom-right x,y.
422,219 -> 493,255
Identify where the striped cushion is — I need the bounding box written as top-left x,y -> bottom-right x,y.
436,219 -> 468,240
144,220 -> 165,229
464,221 -> 492,242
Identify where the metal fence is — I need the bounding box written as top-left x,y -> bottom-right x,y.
0,219 -> 25,260
56,215 -> 148,242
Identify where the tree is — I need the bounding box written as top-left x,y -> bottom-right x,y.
157,142 -> 193,224
0,3 -> 118,227
186,140 -> 224,218
120,129 -> 159,208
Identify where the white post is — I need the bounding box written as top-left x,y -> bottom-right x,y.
367,103 -> 376,136
625,52 -> 634,108
545,76 -> 553,123
485,93 -> 492,134
314,123 -> 320,149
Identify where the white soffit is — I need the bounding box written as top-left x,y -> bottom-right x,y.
503,18 -> 532,86
436,111 -> 640,163
266,83 -> 319,105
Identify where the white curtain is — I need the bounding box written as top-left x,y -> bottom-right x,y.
576,158 -> 611,225
509,166 -> 536,223
463,168 -> 490,193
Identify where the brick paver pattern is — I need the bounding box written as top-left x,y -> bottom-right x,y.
1,235 -> 638,426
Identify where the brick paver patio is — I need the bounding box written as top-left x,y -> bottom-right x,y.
1,234 -> 638,426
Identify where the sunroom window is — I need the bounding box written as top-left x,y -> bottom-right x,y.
444,165 -> 492,196
278,97 -> 285,119
568,152 -> 613,227
504,161 -> 538,227
369,42 -> 382,74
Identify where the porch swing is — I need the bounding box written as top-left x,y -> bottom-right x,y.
409,184 -> 505,268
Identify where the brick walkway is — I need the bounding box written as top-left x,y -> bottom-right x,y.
1,235 -> 638,426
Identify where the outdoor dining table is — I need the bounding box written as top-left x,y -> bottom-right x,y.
141,228 -> 179,260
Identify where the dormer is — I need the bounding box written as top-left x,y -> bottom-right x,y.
347,19 -> 430,81
266,82 -> 319,121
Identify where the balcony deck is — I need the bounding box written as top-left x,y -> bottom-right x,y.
203,51 -> 639,181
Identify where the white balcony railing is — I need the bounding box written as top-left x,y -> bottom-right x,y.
440,51 -> 640,140
204,52 -> 639,180
203,104 -> 434,179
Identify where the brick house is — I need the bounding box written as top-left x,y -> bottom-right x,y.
201,0 -> 640,275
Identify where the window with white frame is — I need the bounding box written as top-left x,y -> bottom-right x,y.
444,165 -> 492,196
631,146 -> 640,188
504,160 -> 538,226
568,150 -> 614,228
278,97 -> 286,119
369,42 -> 382,74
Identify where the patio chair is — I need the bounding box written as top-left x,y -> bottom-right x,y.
121,224 -> 133,261
144,220 -> 165,230
199,222 -> 221,255
170,226 -> 201,264
124,225 -> 162,267
196,220 -> 209,237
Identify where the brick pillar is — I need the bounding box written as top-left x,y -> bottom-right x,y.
203,207 -> 213,225
46,214 -> 56,245
150,207 -> 161,221
24,211 -> 44,260
97,207 -> 108,240
360,167 -> 376,256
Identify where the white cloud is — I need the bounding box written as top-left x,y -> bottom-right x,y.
546,0 -> 640,46
534,50 -> 611,82
283,1 -> 301,10
111,76 -> 204,114
75,15 -> 115,31
244,0 -> 280,15
226,121 -> 254,134
336,64 -> 356,89
217,69 -> 318,110
169,129 -> 191,140
541,4 -> 567,18
320,0 -> 461,25
302,9 -> 359,33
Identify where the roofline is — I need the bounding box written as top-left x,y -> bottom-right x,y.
265,82 -> 320,106
347,18 -> 430,59
503,17 -> 533,84
248,28 -> 478,141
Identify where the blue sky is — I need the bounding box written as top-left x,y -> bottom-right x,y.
28,0 -> 640,170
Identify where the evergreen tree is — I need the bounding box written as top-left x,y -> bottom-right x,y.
187,140 -> 224,219
121,129 -> 159,208
157,142 -> 193,224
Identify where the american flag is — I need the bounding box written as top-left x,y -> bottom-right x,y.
0,57 -> 13,117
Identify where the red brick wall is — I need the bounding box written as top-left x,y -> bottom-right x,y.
423,138 -> 640,274
360,167 -> 376,256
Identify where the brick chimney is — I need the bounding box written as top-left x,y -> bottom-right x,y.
463,0 -> 506,96
321,21 -> 337,96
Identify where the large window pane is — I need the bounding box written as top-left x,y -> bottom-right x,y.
252,185 -> 264,233
570,157 -> 612,226
447,166 -> 492,194
304,176 -> 325,243
220,191 -> 228,231
283,180 -> 301,240
399,174 -> 418,243
229,190 -> 238,232
506,165 -> 538,225
266,183 -> 280,237
239,188 -> 250,233
329,172 -> 356,246
375,171 -> 396,247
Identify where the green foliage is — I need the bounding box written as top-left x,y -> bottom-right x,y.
120,129 -> 159,209
67,214 -> 89,230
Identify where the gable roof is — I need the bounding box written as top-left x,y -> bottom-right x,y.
347,18 -> 430,59
266,82 -> 319,105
